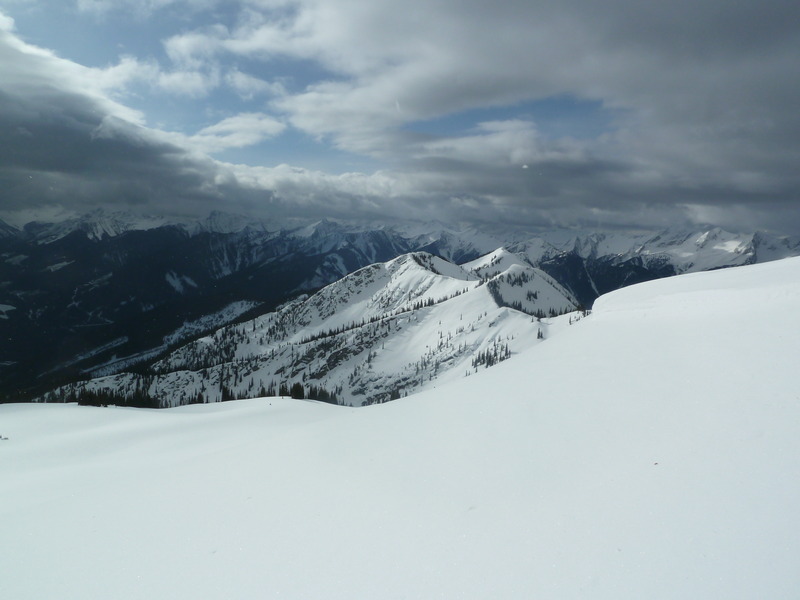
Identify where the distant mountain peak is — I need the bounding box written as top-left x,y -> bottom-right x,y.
20,209 -> 179,243
0,218 -> 20,239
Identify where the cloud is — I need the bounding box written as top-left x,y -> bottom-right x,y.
0,21 -> 147,125
1,1 -> 800,234
0,12 -> 14,31
414,120 -> 586,167
0,24 -> 220,214
159,0 -> 799,214
157,68 -> 221,97
225,68 -> 286,100
0,16 -> 388,223
184,113 -> 287,153
163,26 -> 227,69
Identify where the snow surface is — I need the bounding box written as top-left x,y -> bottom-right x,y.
44,260 -> 74,272
161,301 -> 262,347
85,301 -> 262,378
462,246 -> 530,278
164,271 -> 194,294
3,257 -> 800,599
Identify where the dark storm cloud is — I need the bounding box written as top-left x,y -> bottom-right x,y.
0,24 -> 227,216
0,97 -> 227,216
226,0 -> 800,232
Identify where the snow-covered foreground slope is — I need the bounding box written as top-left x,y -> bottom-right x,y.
3,257 -> 800,599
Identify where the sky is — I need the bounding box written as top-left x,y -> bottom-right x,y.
0,0 -> 799,233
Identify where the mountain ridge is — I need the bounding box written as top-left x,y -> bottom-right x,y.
2,210 -> 798,400
42,250 -> 579,406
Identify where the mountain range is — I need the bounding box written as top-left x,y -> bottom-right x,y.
1,210 -> 798,401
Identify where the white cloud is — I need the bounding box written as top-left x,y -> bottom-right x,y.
163,27 -> 227,69
0,22 -> 148,125
88,110 -> 286,159
225,68 -> 286,100
157,69 -> 220,98
416,120 -> 587,167
0,12 -> 14,31
92,56 -> 160,95
187,112 -> 286,153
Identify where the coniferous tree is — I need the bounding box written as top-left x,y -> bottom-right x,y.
290,382 -> 305,399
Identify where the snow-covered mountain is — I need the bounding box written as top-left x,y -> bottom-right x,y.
0,219 -> 19,239
46,251 -> 579,406
18,210 -> 183,244
0,215 -> 419,397
2,209 -> 799,400
511,227 -> 800,306
4,256 -> 799,599
398,222 -> 509,263
462,247 -> 531,279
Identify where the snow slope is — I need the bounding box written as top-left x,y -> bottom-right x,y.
2,257 -> 800,599
53,251 -> 577,406
462,246 -> 530,278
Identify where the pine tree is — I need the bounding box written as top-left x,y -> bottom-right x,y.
290,382 -> 304,399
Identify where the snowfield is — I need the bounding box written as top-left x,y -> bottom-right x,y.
2,257 -> 800,599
